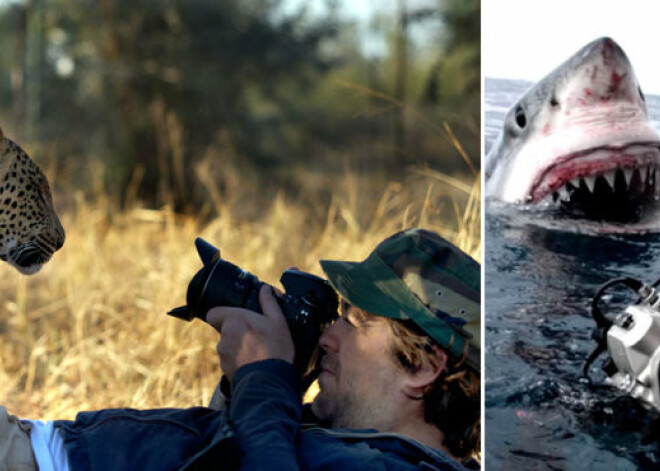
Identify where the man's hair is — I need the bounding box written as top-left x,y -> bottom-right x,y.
385,317 -> 480,459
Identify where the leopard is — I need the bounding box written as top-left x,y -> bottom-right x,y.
0,127 -> 65,275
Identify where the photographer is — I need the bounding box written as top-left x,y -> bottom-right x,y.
1,228 -> 480,470
208,228 -> 480,470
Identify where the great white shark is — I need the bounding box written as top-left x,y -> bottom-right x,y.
486,37 -> 660,222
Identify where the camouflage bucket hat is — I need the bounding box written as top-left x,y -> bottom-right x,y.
320,228 -> 481,371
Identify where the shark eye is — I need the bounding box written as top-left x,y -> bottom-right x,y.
550,96 -> 559,107
638,86 -> 646,102
515,105 -> 527,128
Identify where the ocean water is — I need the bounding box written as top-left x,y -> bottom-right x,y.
485,77 -> 660,470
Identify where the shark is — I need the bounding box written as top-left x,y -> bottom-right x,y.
485,37 -> 660,222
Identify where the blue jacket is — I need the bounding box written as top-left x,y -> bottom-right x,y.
55,360 -> 475,470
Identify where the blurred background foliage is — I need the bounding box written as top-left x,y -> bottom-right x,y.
0,0 -> 479,217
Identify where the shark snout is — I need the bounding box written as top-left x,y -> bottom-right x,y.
573,37 -> 641,106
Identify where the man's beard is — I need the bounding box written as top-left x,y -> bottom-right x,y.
311,355 -> 397,430
311,354 -> 344,425
312,380 -> 365,429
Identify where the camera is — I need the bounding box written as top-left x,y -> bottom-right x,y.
168,238 -> 339,377
584,277 -> 660,410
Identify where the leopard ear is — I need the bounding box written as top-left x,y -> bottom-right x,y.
0,127 -> 5,151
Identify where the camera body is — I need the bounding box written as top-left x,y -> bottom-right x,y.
168,238 -> 338,376
605,302 -> 660,410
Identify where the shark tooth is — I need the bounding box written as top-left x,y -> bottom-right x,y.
646,166 -> 655,191
539,193 -> 553,206
583,175 -> 596,193
603,171 -> 616,189
557,185 -> 569,200
623,168 -> 634,187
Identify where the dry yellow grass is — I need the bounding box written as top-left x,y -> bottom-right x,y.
0,170 -> 480,420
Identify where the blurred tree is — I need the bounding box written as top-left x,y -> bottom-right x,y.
11,1 -> 27,139
420,0 -> 480,175
426,0 -> 479,105
0,0 -> 480,213
8,0 -> 339,210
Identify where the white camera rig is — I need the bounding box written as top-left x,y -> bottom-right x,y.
583,277 -> 660,410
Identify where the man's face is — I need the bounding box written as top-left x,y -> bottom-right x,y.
311,300 -> 408,430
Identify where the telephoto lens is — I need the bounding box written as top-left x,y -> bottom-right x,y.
168,238 -> 338,377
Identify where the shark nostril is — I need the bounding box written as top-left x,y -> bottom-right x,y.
638,86 -> 646,102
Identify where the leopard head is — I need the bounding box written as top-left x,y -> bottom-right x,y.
0,129 -> 65,274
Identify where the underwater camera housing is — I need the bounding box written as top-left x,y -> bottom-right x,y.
584,277 -> 660,410
168,238 -> 339,377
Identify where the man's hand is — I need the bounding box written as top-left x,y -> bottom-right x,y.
207,284 -> 295,381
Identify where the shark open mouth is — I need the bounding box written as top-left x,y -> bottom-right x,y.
528,142 -> 660,222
